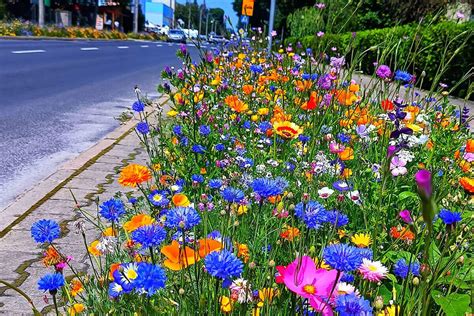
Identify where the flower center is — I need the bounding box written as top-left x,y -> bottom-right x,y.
153,195 -> 162,202
303,284 -> 316,294
369,265 -> 378,271
126,269 -> 138,280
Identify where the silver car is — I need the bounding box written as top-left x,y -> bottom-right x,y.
168,29 -> 186,43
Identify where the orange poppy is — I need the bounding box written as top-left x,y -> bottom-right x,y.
70,279 -> 84,297
235,243 -> 250,263
295,80 -> 312,92
280,225 -> 300,241
338,147 -> 354,161
118,164 -> 152,188
381,99 -> 394,111
459,177 -> 474,194
336,90 -> 358,106
103,227 -> 117,237
466,140 -> 474,153
172,193 -> 191,207
88,240 -> 102,256
242,85 -> 254,95
224,95 -> 248,113
43,246 -> 62,267
161,240 -> 199,270
198,238 -> 223,258
108,263 -> 120,280
123,214 -> 155,233
390,226 -> 415,241
301,92 -> 321,110
270,106 -> 292,124
273,121 -> 303,139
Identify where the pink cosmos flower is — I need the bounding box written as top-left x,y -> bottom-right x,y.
276,256 -> 340,315
318,187 -> 334,199
390,156 -> 407,176
329,142 -> 345,154
358,258 -> 388,282
317,31 -> 325,37
463,152 -> 474,162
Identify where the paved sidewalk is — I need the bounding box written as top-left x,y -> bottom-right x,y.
0,98 -> 165,314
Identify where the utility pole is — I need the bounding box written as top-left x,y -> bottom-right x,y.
133,0 -> 139,33
187,0 -> 191,29
205,12 -> 209,37
267,0 -> 276,52
38,0 -> 45,27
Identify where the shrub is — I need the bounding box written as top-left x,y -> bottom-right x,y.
286,21 -> 473,99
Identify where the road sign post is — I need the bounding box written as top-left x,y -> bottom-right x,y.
241,0 -> 254,17
268,0 -> 276,53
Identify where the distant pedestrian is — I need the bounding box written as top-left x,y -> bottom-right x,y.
105,19 -> 112,30
114,21 -> 120,31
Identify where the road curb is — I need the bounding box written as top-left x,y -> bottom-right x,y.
0,36 -> 163,42
0,96 -> 168,238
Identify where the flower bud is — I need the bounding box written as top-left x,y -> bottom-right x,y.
374,296 -> 384,310
249,262 -> 256,269
179,288 -> 185,295
268,260 -> 275,267
412,277 -> 420,286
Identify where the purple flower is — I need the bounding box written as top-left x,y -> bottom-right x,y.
376,65 -> 392,79
415,169 -> 432,199
387,145 -> 397,157
390,156 -> 407,176
399,210 -> 413,224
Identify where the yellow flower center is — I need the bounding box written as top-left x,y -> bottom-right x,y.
303,285 -> 316,294
126,269 -> 138,280
153,195 -> 162,202
369,265 -> 378,271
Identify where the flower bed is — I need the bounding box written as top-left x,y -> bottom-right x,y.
8,37 -> 473,315
0,20 -> 166,41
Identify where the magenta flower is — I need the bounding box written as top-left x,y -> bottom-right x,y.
276,256 -> 340,315
415,169 -> 432,199
399,209 -> 413,224
387,145 -> 397,158
376,65 -> 392,79
317,31 -> 325,37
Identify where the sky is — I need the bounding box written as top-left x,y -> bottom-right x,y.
176,0 -> 239,29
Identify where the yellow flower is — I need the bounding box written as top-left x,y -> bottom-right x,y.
88,240 -> 102,256
167,110 -> 179,117
273,121 -> 303,139
68,303 -> 85,316
220,296 -> 233,313
377,305 -> 399,316
351,233 -> 372,248
251,114 -> 259,121
236,205 -> 248,215
258,107 -> 269,115
172,193 -> 191,207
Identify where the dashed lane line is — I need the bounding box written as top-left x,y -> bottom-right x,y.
156,44 -> 163,47
117,46 -> 129,49
11,50 -> 46,54
80,47 -> 99,51
140,45 -> 149,48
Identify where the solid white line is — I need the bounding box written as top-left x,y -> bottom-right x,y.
156,44 -> 163,47
80,47 -> 99,51
140,45 -> 149,48
11,50 -> 45,54
117,46 -> 129,49
201,45 -> 207,48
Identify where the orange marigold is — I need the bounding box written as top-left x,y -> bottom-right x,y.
459,177 -> 474,194
390,226 -> 415,241
224,95 -> 248,113
118,164 -> 152,187
43,246 -> 62,267
466,140 -> 474,153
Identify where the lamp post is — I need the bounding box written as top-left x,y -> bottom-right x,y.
38,0 -> 44,27
133,0 -> 139,33
267,0 -> 276,52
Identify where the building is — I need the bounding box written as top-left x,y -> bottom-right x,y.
140,0 -> 174,27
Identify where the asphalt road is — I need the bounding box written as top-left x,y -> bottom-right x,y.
0,39 -> 203,210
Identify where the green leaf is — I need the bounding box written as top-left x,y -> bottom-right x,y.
429,243 -> 441,267
432,292 -> 471,316
398,191 -> 418,201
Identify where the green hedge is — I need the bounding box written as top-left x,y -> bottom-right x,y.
285,21 -> 473,99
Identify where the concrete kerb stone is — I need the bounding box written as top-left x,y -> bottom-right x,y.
0,96 -> 168,313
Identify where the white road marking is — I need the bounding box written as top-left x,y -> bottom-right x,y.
156,44 -> 163,47
11,50 -> 45,54
80,47 -> 99,51
201,45 -> 207,48
140,45 -> 149,48
168,43 -> 173,46
117,46 -> 129,49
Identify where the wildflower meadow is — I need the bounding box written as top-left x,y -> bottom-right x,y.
6,27 -> 473,315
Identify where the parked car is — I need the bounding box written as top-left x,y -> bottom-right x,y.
167,29 -> 186,43
198,35 -> 208,42
209,34 -> 227,45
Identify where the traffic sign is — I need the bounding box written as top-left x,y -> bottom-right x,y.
241,0 -> 254,16
240,15 -> 249,24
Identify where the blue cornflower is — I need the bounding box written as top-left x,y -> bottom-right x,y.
132,101 -> 145,112
113,262 -> 139,292
38,273 -> 64,293
192,174 -> 204,183
173,125 -> 183,136
311,73 -> 318,81
221,187 -> 245,203
209,179 -> 223,189
199,125 -> 211,136
258,121 -> 272,133
394,70 -> 413,83
99,198 -> 126,222
335,293 -> 373,316
215,143 -> 225,151
298,134 -> 310,143
285,162 -> 296,172
31,219 -> 60,243
358,248 -> 373,261
340,273 -> 355,283
204,249 -> 243,280
252,177 -> 288,198
148,190 -> 169,207
323,243 -> 362,272
242,121 -> 252,129
165,207 -> 201,230
325,210 -> 349,227
302,73 -> 311,80
192,144 -> 206,154
294,201 -> 327,229
337,133 -> 351,143
438,209 -> 462,225
135,263 -> 167,296
131,224 -> 167,249
180,136 -> 189,147
250,64 -> 263,74
108,282 -> 124,298
207,230 -> 222,240
393,258 -> 420,279
172,230 -> 194,244
136,122 -> 150,134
